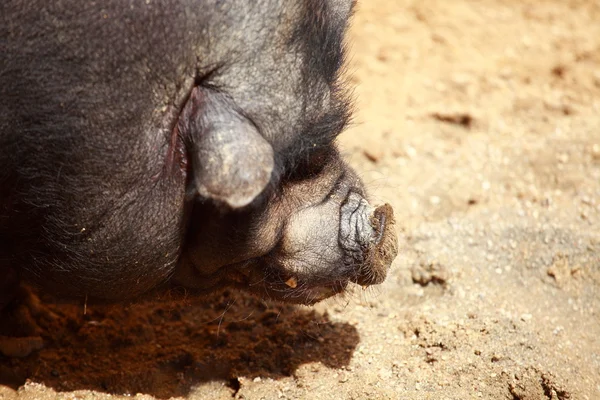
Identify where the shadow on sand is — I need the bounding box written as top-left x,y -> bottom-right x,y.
0,288 -> 359,398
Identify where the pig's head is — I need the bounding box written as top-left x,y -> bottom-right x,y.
172,101 -> 399,303
164,0 -> 399,304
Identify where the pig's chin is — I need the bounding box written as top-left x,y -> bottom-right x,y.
226,263 -> 351,305
172,256 -> 350,304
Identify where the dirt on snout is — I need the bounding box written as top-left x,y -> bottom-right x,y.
1,0 -> 599,399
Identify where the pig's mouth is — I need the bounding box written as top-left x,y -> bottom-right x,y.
172,252 -> 349,304
224,263 -> 350,305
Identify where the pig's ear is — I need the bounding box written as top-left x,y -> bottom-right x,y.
185,91 -> 274,209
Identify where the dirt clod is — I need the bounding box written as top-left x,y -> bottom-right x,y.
430,112 -> 474,128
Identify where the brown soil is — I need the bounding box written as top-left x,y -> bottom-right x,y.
1,0 -> 599,398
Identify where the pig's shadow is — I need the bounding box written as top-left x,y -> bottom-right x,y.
0,288 -> 359,398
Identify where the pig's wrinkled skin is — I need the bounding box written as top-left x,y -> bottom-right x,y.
0,0 -> 398,307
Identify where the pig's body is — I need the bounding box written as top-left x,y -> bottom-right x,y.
0,0 -> 397,306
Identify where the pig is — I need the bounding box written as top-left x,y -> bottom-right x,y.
0,0 -> 398,314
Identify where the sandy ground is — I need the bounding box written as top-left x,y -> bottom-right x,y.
1,0 -> 600,399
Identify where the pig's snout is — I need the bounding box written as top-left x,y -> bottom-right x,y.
340,193 -> 398,286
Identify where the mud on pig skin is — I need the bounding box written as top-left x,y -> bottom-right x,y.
0,0 -> 398,306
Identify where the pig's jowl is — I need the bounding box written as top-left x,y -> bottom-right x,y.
0,0 -> 398,306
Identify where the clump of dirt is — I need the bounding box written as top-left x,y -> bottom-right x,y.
410,260 -> 449,287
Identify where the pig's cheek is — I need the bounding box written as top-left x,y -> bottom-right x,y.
278,202 -> 342,275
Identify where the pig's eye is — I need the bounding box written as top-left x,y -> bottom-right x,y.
286,146 -> 333,182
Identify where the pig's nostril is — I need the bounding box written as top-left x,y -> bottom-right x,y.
371,208 -> 387,246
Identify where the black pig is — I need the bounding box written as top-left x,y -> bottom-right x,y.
0,0 -> 397,311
